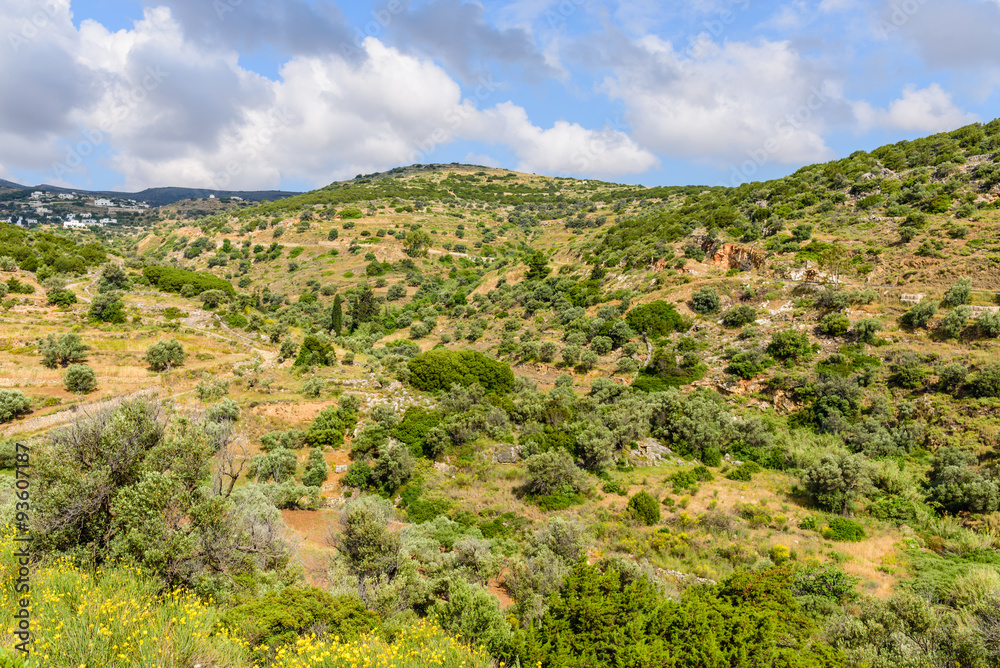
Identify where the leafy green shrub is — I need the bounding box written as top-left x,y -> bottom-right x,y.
304,398 -> 360,449
766,330 -> 814,362
822,517 -> 866,542
726,350 -> 773,379
625,301 -> 685,337
819,313 -> 850,337
690,287 -> 721,314
792,565 -> 858,601
219,587 -> 378,651
295,335 -> 336,367
47,288 -> 77,306
722,305 -> 757,328
143,266 -> 234,296
942,278 -> 972,307
627,490 -> 661,525
900,300 -> 937,329
968,364 -> 1000,398
601,478 -> 628,496
725,461 -> 762,481
0,390 -> 31,423
64,364 -> 97,394
408,349 -> 514,393
339,207 -> 363,219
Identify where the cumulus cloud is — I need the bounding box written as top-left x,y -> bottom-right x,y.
853,83 -> 978,133
599,35 -> 843,167
460,102 -> 659,177
0,2 -> 651,191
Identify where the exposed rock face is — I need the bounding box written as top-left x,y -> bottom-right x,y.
335,464 -> 348,473
900,293 -> 925,304
493,444 -> 521,464
707,243 -> 767,271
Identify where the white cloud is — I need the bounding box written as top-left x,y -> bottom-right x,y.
854,84 -> 978,133
460,102 -> 659,177
601,36 -> 841,167
0,5 -> 654,191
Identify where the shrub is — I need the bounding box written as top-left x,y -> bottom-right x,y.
690,287 -> 721,314
47,288 -> 77,306
942,278 -> 972,307
726,350 -> 773,379
802,452 -> 871,514
88,292 -> 126,324
968,364 -> 1000,398
823,517 -> 866,542
900,300 -> 937,329
819,313 -> 850,337
301,377 -> 325,398
722,305 -> 757,328
143,266 -> 234,296
301,447 -> 329,488
625,301 -> 684,337
627,490 -> 661,525
294,335 -> 336,367
0,390 -> 31,423
766,330 -> 814,362
408,349 -> 514,393
220,588 -> 378,651
522,449 -> 589,498
64,364 -> 97,394
145,339 -> 186,371
726,461 -> 761,481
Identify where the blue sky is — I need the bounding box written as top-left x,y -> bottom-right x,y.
1,0 -> 998,192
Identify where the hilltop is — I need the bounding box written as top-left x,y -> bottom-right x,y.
1,123 -> 999,666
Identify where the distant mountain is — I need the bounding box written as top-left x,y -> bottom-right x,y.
0,179 -> 300,206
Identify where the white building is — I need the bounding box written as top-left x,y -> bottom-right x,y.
58,193 -> 76,200
93,198 -> 114,207
63,220 -> 89,229
30,191 -> 43,199
98,218 -> 114,225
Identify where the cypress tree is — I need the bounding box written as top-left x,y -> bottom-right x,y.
331,294 -> 343,335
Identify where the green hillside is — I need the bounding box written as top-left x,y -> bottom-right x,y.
1,122 -> 1000,667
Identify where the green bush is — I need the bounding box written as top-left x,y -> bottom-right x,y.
819,313 -> 850,337
219,587 -> 378,651
725,350 -> 773,379
0,390 -> 31,423
625,301 -> 685,337
143,266 -> 234,296
408,349 -> 514,393
64,364 -> 97,394
725,461 -> 762,481
627,490 -> 661,525
722,305 -> 758,328
766,330 -> 814,362
823,516 -> 866,542
690,287 -> 721,314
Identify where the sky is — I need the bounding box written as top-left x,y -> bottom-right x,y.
1,0 -> 998,193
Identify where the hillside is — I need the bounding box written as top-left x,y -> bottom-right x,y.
1,123 -> 1000,667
